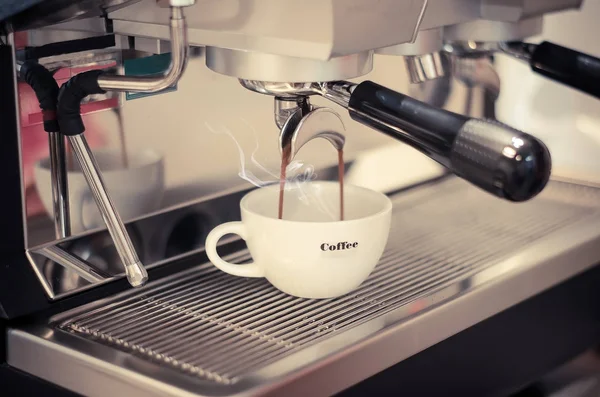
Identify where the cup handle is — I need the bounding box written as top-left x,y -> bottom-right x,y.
205,222 -> 265,278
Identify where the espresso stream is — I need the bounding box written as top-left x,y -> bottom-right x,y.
278,147 -> 345,221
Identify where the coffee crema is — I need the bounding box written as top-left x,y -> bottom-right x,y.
278,147 -> 345,221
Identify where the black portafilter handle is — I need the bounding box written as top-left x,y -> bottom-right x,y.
507,41 -> 600,100
347,81 -> 551,202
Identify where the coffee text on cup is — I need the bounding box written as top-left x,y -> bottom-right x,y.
320,242 -> 359,251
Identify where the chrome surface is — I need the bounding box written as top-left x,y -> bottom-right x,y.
9,178 -> 600,397
404,52 -> 447,84
105,0 -> 582,60
68,134 -> 147,288
112,107 -> 129,168
19,49 -> 122,75
41,245 -> 109,283
443,41 -> 500,57
25,162 -> 345,300
452,56 -> 500,99
443,40 -> 530,60
48,132 -> 71,239
274,97 -> 310,130
319,81 -> 355,108
279,107 -> 346,159
9,33 -> 29,252
97,6 -> 189,92
376,28 -> 442,56
410,0 -> 429,43
207,48 -> 373,82
442,17 -> 544,43
443,41 -> 521,117
7,0 -> 141,30
499,41 -> 537,63
239,80 -> 355,110
238,80 -> 320,98
28,17 -> 110,36
452,55 -> 500,119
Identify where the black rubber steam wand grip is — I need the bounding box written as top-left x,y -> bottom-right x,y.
527,41 -> 600,100
19,61 -> 60,133
347,81 -> 551,202
57,69 -> 106,136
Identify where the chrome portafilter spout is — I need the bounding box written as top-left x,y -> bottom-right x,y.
273,95 -> 345,160
280,106 -> 346,160
240,79 -> 551,202
274,96 -> 310,129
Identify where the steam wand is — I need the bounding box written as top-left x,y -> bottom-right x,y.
54,0 -> 194,288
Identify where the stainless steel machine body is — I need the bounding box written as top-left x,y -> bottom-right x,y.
2,0 -> 600,395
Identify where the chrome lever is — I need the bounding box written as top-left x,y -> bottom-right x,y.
67,134 -> 147,287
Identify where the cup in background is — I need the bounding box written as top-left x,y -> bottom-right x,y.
34,148 -> 164,234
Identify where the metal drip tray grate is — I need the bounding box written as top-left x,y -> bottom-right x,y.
58,179 -> 600,385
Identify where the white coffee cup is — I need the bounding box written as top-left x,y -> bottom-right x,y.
34,148 -> 164,234
205,181 -> 392,299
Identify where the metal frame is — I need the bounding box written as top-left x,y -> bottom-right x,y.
24,182 -> 253,300
0,36 -> 54,320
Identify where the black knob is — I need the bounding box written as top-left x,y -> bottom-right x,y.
450,119 -> 551,202
347,81 -> 551,201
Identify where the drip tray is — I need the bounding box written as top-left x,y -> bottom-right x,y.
8,178 -> 600,397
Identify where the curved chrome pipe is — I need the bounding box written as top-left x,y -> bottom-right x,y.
279,107 -> 345,160
97,7 -> 189,92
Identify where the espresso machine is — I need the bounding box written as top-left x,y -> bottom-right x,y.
2,0 -> 600,396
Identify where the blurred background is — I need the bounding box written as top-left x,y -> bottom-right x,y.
497,0 -> 600,186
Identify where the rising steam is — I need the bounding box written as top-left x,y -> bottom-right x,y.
205,120 -> 337,220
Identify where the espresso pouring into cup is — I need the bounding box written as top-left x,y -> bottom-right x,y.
206,106 -> 391,299
277,105 -> 346,221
